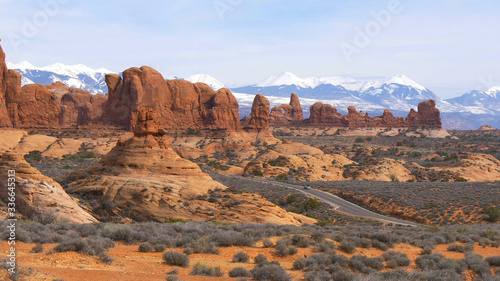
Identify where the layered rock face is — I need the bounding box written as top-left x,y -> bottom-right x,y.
102,66 -> 241,131
0,42 -> 12,127
67,109 -> 226,221
46,82 -> 107,125
0,152 -> 97,223
306,99 -> 442,128
244,94 -> 270,132
269,93 -> 304,125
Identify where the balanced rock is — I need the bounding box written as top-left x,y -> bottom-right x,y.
0,152 -> 97,223
67,108 -> 225,221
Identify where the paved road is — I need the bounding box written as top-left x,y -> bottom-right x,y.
228,175 -> 419,227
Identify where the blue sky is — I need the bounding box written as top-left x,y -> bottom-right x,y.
1,0 -> 499,98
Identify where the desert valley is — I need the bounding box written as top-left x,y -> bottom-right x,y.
0,31 -> 499,281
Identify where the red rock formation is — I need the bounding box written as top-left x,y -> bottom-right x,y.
244,94 -> 270,132
307,102 -> 345,126
306,99 -> 443,128
405,99 -> 441,127
0,41 -> 12,127
102,66 -> 241,132
269,93 -> 304,125
5,70 -> 61,127
46,82 -> 107,125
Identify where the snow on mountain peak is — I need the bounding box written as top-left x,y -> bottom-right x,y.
7,61 -> 38,71
258,72 -> 311,88
384,74 -> 426,91
486,86 -> 500,97
185,74 -> 225,90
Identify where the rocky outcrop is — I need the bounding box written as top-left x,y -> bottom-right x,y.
0,41 -> 12,127
478,125 -> 494,131
5,71 -> 61,127
244,94 -> 270,132
102,66 -> 241,132
46,82 -> 107,125
0,152 -> 97,223
269,93 -> 303,125
66,108 -> 226,221
306,99 -> 443,128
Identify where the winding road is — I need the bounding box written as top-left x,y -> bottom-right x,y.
228,175 -> 419,227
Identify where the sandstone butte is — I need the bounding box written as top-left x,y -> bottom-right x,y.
0,151 -> 97,223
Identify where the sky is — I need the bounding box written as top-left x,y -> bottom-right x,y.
1,0 -> 499,98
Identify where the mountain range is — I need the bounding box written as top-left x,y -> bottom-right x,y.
6,62 -> 500,130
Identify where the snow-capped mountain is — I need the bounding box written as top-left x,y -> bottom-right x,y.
185,74 -> 225,90
445,86 -> 500,116
6,61 -> 113,94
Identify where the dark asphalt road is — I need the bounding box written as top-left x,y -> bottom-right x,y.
228,175 -> 419,226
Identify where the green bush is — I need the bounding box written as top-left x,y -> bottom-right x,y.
276,174 -> 288,181
252,169 -> 264,177
484,207 -> 500,222
304,198 -> 320,211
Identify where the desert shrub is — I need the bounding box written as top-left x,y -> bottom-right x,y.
166,276 -> 178,281
293,259 -> 306,270
313,241 -> 336,255
255,253 -> 268,264
233,252 -> 250,263
276,174 -> 288,181
274,243 -> 297,257
348,255 -> 384,274
304,199 -> 320,211
377,268 -> 409,279
52,236 -> 115,257
209,231 -> 255,247
486,256 -> 500,266
250,264 -> 290,281
463,252 -> 492,278
339,240 -> 356,254
330,269 -> 354,281
416,253 -> 465,273
190,262 -> 223,277
371,240 -> 389,251
382,251 -> 411,268
262,238 -> 274,248
484,207 -> 500,222
163,251 -> 189,267
138,242 -> 154,252
229,267 -> 252,277
100,253 -> 114,264
447,242 -> 474,253
407,269 -> 462,281
30,244 -> 43,253
304,270 -> 331,281
183,247 -> 193,255
291,234 -> 311,248
330,255 -> 350,268
153,243 -> 167,252
252,169 -> 264,177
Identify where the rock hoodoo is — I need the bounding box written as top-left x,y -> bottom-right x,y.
66,108 -> 226,221
269,93 -> 304,125
102,66 -> 241,132
244,94 -> 271,132
0,152 -> 97,223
